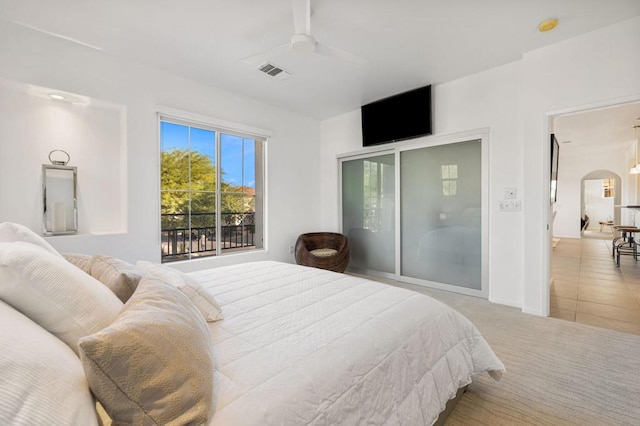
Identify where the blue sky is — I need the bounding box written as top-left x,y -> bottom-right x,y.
161,121 -> 255,188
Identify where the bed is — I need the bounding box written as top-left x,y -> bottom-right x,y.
0,222 -> 504,425
193,261 -> 503,425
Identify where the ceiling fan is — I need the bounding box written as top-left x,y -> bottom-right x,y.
242,0 -> 364,65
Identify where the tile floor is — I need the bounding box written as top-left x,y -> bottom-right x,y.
550,230 -> 640,335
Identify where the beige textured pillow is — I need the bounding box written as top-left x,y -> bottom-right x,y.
0,241 -> 123,354
137,260 -> 223,322
89,255 -> 142,303
63,252 -> 92,274
78,276 -> 215,425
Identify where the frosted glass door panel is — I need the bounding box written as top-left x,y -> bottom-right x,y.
401,140 -> 481,289
342,154 -> 395,274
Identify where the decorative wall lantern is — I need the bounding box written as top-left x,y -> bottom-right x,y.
42,150 -> 77,235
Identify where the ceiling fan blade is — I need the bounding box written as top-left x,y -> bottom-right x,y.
316,43 -> 366,65
8,19 -> 103,51
241,43 -> 289,65
291,0 -> 310,35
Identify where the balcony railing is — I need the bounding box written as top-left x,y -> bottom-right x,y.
161,212 -> 255,262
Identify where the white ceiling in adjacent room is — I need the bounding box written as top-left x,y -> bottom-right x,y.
553,102 -> 640,157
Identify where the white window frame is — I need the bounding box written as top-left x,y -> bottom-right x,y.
157,106 -> 270,262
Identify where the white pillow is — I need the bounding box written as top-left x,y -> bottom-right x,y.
0,241 -> 123,354
0,300 -> 99,425
0,222 -> 62,258
136,261 -> 223,322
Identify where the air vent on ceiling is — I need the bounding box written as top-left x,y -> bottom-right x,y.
258,63 -> 290,80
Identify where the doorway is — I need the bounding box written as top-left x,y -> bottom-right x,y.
548,101 -> 640,334
581,172 -> 621,237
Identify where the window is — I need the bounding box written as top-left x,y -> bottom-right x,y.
362,158 -> 394,231
602,178 -> 614,198
441,164 -> 458,196
159,118 -> 265,262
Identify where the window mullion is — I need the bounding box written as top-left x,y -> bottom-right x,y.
241,139 -> 246,246
187,126 -> 193,260
215,132 -> 222,255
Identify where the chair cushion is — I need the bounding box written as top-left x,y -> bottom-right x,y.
310,248 -> 338,257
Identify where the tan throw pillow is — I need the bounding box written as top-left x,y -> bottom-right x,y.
63,252 -> 92,274
78,276 -> 215,425
90,255 -> 142,303
0,242 -> 123,354
137,261 -> 223,322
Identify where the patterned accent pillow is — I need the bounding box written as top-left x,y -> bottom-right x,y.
78,276 -> 215,425
137,261 -> 224,322
89,255 -> 142,303
63,252 -> 92,274
0,241 -> 123,354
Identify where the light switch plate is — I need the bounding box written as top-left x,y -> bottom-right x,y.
504,188 -> 517,199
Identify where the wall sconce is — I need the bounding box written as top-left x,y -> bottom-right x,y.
43,150 -> 78,235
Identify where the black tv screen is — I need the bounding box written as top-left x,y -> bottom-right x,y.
361,85 -> 432,147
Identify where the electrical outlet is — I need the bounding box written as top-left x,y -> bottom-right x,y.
289,245 -> 294,254
499,199 -> 521,211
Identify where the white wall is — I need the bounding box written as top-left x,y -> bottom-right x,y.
0,21 -> 322,270
522,16 -> 640,315
0,78 -> 127,236
321,17 -> 640,313
321,61 -> 524,307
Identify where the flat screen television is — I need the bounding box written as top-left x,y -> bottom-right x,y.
550,133 -> 559,203
361,85 -> 432,147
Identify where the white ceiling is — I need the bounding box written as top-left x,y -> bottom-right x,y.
553,102 -> 640,157
2,0 -> 640,120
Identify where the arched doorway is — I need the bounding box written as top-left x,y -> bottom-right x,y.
580,170 -> 621,237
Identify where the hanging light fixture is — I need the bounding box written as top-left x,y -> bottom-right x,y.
630,121 -> 640,174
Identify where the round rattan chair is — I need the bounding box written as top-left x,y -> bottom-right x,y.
294,232 -> 349,273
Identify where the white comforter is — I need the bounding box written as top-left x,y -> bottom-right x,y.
189,261 -> 504,425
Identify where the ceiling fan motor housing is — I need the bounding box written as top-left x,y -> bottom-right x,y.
290,33 -> 317,53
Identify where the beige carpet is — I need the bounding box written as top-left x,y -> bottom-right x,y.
389,281 -> 640,425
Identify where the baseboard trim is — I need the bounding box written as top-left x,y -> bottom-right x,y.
489,297 -> 521,308
522,307 -> 545,316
